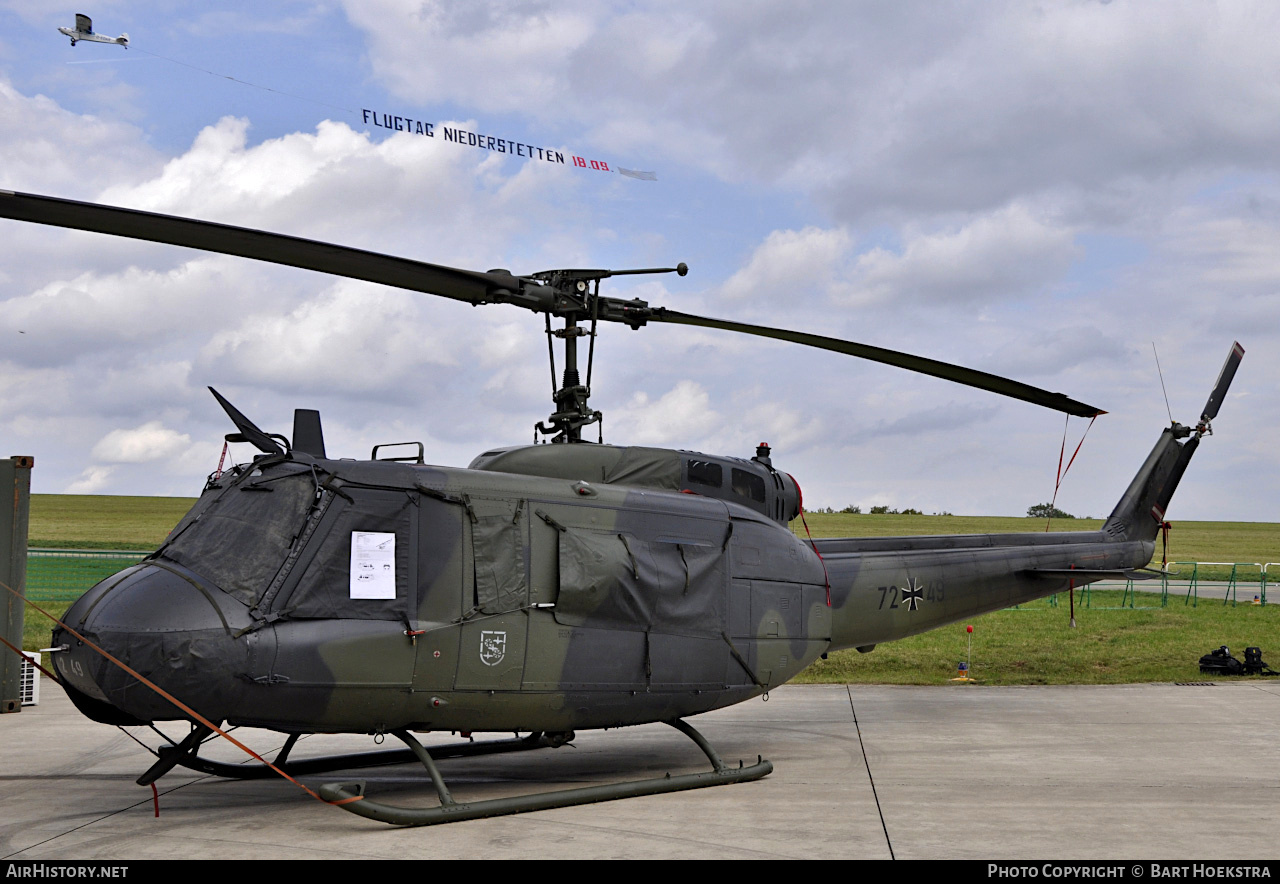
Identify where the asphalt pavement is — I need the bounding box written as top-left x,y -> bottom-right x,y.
1,677 -> 1277,860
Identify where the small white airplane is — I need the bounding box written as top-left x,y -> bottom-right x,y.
58,14 -> 128,48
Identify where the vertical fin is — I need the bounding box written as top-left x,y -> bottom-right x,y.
1103,343 -> 1242,542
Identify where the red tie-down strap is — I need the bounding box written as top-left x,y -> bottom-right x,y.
788,474 -> 831,607
1159,519 -> 1173,570
1045,414 -> 1097,532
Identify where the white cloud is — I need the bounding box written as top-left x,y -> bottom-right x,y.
610,380 -> 719,446
0,77 -> 160,196
719,227 -> 852,303
343,2 -> 1280,225
64,465 -> 116,494
91,421 -> 192,463
848,206 -> 1081,306
198,280 -> 458,399
3,7 -> 1279,521
343,1 -> 596,115
853,403 -> 1000,443
1160,212 -> 1280,294
728,397 -> 825,456
715,207 -> 1081,313
0,258 -> 262,367
102,117 -> 372,218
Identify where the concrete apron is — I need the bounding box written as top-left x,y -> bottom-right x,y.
1,679 -> 1277,860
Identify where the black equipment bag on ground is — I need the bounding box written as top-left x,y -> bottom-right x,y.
1243,646 -> 1280,676
1199,645 -> 1280,676
1199,646 -> 1244,675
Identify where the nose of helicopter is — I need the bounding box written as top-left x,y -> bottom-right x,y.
52,560 -> 253,725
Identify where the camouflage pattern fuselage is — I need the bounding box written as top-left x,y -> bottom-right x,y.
51,447 -> 1152,737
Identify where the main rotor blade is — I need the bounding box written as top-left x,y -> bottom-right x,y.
1200,341 -> 1244,423
649,309 -> 1105,418
0,190 -> 524,306
0,190 -> 1105,418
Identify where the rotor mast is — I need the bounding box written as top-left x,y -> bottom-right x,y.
532,264 -> 688,443
537,313 -> 600,443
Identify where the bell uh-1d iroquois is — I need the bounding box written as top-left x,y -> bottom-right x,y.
0,190 -> 1244,826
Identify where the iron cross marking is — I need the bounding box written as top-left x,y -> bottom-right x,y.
902,578 -> 924,612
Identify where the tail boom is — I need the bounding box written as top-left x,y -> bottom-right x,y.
819,532 -> 1152,652
816,341 -> 1241,653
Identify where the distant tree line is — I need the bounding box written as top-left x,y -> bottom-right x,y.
1027,503 -> 1075,519
802,503 -> 1084,519
807,505 -> 952,516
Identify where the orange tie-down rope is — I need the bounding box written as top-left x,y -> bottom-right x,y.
786,474 -> 831,607
0,578 -> 360,808
1045,414 -> 1097,532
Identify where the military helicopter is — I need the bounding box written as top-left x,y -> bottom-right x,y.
0,189 -> 1243,826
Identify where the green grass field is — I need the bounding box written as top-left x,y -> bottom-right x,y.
20,494 -> 196,651
797,590 -> 1280,685
15,495 -> 1280,683
29,494 -> 196,550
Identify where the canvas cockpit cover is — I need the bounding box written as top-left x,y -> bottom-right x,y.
157,462 -> 417,621
470,444 -> 682,490
601,447 -> 682,490
158,464 -> 317,608
470,498 -> 527,614
279,486 -> 415,620
554,527 -> 726,637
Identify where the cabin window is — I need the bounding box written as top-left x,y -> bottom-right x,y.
687,459 -> 723,488
731,468 -> 766,503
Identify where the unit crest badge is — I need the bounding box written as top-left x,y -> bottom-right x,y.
480,630 -> 507,666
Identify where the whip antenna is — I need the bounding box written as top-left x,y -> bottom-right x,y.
1152,342 -> 1174,424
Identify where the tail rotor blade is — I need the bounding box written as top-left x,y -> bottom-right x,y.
1200,342 -> 1245,423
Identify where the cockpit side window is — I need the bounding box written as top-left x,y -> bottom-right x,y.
731,467 -> 766,503
686,459 -> 723,489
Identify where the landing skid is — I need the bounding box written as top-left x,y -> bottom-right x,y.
136,727 -> 559,786
317,718 -> 773,827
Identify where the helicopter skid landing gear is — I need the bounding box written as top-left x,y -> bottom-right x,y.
318,718 -> 773,827
138,727 -> 556,783
136,722 -> 215,786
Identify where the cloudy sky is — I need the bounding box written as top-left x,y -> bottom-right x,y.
0,1 -> 1275,522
